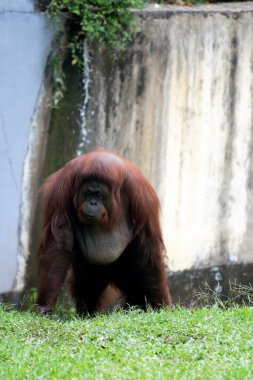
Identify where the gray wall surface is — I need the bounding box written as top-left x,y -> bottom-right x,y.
84,3 -> 253,271
1,1 -> 253,297
0,0 -> 55,293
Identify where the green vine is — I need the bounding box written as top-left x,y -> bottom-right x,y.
46,0 -> 144,63
42,0 -> 144,106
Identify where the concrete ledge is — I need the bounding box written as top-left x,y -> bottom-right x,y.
1,264 -> 253,309
169,263 -> 253,306
135,3 -> 253,18
0,291 -> 22,307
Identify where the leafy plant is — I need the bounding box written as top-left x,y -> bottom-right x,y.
46,0 -> 144,60
40,0 -> 143,106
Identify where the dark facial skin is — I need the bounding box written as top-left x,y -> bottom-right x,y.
76,181 -> 112,225
74,180 -> 132,265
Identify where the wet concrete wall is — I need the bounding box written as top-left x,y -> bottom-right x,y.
0,0 -> 55,293
1,2 -> 253,302
83,3 -> 253,271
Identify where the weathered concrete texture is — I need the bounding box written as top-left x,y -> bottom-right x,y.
169,263 -> 253,307
0,0 -> 56,293
23,55 -> 84,298
136,2 -> 253,16
2,264 -> 253,309
84,3 -> 253,271
2,2 -> 253,304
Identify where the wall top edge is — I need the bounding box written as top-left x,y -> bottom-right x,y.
134,2 -> 253,17
2,2 -> 253,16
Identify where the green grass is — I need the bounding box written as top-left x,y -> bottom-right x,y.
1,305 -> 253,379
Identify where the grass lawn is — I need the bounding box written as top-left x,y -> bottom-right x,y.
0,304 -> 253,379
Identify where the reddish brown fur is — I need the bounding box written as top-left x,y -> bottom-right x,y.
34,150 -> 172,315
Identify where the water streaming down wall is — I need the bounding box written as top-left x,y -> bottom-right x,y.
83,4 -> 253,271
1,3 -> 252,301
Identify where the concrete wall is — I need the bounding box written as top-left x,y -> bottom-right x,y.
84,3 -> 253,271
0,0 -> 55,293
1,2 -> 253,298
